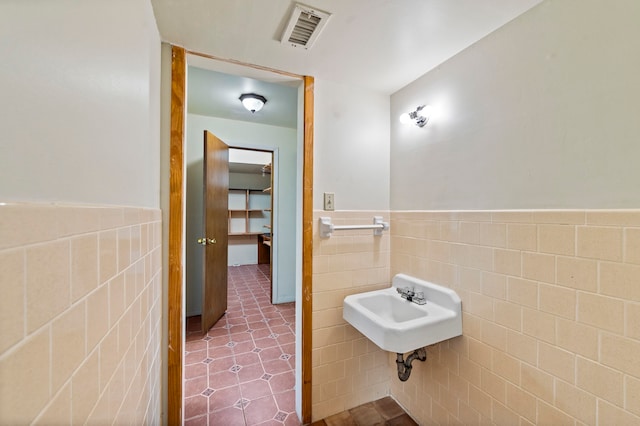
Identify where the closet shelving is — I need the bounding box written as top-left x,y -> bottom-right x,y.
228,188 -> 271,235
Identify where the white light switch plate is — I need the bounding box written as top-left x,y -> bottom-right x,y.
324,192 -> 335,211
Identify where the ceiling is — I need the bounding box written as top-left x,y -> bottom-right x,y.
188,64 -> 299,128
151,0 -> 542,95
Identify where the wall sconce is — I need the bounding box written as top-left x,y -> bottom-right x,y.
239,93 -> 267,113
399,105 -> 433,127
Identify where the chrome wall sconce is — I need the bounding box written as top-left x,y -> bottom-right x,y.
239,93 -> 267,113
399,105 -> 433,127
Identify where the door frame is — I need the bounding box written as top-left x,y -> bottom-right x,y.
168,45 -> 314,425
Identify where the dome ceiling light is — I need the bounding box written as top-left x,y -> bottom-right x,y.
239,93 -> 267,113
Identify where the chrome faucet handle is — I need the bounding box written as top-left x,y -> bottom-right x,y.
397,285 -> 426,304
413,291 -> 427,305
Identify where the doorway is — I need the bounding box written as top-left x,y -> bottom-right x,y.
227,148 -> 275,289
185,147 -> 278,321
186,134 -> 298,422
184,111 -> 297,426
168,46 -> 314,425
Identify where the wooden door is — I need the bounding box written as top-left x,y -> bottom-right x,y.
201,131 -> 229,334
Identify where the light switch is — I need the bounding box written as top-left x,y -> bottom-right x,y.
324,192 -> 335,211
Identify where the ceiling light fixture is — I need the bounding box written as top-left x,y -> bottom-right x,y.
239,93 -> 267,113
399,105 -> 433,127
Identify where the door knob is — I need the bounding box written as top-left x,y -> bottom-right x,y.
197,237 -> 216,245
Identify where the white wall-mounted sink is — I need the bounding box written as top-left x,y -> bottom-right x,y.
343,274 -> 462,354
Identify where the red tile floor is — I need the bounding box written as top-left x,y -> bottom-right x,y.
184,264 -> 299,426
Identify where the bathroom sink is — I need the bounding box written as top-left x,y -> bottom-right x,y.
343,274 -> 462,354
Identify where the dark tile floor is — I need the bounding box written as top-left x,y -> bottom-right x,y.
312,397 -> 417,426
184,264 -> 298,426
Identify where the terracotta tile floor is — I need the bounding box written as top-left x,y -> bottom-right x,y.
312,397 -> 418,426
184,264 -> 299,426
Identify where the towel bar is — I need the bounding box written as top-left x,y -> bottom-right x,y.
319,216 -> 389,238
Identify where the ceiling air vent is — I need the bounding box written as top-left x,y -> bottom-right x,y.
281,4 -> 331,50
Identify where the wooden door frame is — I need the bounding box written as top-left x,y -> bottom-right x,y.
168,45 -> 314,425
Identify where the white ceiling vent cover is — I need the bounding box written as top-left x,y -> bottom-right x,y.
281,4 -> 331,50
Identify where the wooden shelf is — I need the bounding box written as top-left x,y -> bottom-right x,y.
228,189 -> 271,235
258,234 -> 271,264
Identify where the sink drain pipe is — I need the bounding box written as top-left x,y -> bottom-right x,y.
396,347 -> 427,381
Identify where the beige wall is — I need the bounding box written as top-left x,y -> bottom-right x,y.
0,204 -> 162,424
314,80 -> 391,211
310,208 -> 640,425
0,0 -> 161,208
0,2 -> 163,422
386,2 -> 640,420
390,0 -> 640,210
311,211 -> 392,421
391,210 -> 640,424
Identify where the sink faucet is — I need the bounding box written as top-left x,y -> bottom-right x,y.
396,286 -> 426,305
